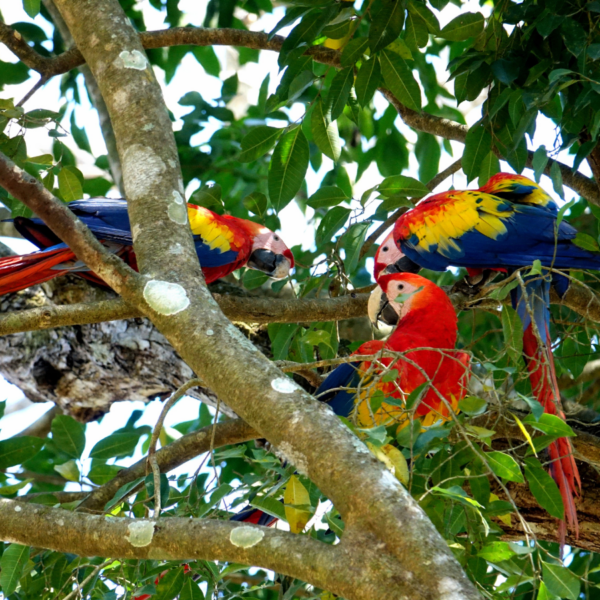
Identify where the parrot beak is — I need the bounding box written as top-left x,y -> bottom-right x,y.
368,286 -> 399,328
247,249 -> 292,279
383,255 -> 421,276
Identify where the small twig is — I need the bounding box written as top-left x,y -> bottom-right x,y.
62,559 -> 113,600
146,378 -> 203,516
16,75 -> 49,107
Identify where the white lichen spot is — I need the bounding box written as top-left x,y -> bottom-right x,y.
404,571 -> 413,581
271,377 -> 299,394
169,243 -> 184,255
143,280 -> 190,315
168,202 -> 187,225
89,33 -> 99,47
13,30 -> 22,40
14,505 -> 21,512
230,526 -> 264,548
142,123 -> 155,131
126,520 -> 156,547
168,159 -> 177,168
172,190 -> 184,204
112,89 -> 129,112
380,469 -> 401,491
438,577 -> 465,600
206,329 -> 214,336
121,145 -> 166,201
434,553 -> 451,565
57,518 -> 64,526
132,224 -> 142,242
278,441 -> 308,475
117,49 -> 148,70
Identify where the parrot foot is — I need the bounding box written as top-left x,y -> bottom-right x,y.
451,270 -> 499,298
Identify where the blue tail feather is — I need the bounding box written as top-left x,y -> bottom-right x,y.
315,362 -> 361,418
510,269 -> 551,343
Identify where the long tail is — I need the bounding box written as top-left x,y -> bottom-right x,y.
514,273 -> 580,541
0,246 -> 78,295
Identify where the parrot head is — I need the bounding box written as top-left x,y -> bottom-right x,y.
368,272 -> 451,327
373,231 -> 421,281
245,223 -> 295,280
478,172 -> 553,207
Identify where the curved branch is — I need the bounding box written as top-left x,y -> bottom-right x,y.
1,23 -> 596,204
79,419 -> 258,512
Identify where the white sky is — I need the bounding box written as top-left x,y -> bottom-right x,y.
0,0 -> 593,492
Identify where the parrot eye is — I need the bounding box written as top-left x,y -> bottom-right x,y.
382,246 -> 388,252
397,284 -> 404,290
274,235 -> 280,241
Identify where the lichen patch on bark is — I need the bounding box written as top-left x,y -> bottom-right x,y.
115,49 -> 148,70
143,280 -> 190,315
125,520 -> 156,547
121,145 -> 166,201
230,526 -> 264,548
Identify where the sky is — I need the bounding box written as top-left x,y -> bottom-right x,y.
0,0 -> 594,498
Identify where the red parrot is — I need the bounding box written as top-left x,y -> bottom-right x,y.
377,172 -> 592,539
317,272 -> 470,431
0,198 -> 294,295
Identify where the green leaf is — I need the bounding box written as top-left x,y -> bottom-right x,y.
408,0 -> 439,34
462,124 -> 492,182
522,413 -> 575,438
501,305 -> 523,364
477,541 -> 515,562
250,495 -> 287,521
341,38 -> 369,67
532,146 -> 549,183
243,192 -> 268,217
343,221 -> 370,274
489,87 -> 513,120
415,133 -> 440,184
70,113 -> 92,154
156,567 -> 185,600
88,462 -> 122,485
51,414 -> 85,459
549,161 -> 564,198
0,437 -> 44,470
23,0 -> 41,18
405,11 -> 429,50
0,479 -> 33,496
269,324 -> 298,361
180,579 -> 203,600
380,50 -> 421,112
458,396 -> 488,416
524,457 -> 564,520
0,543 -> 29,596
54,459 -> 80,482
239,126 -> 282,162
198,483 -> 234,516
556,198 -> 576,227
478,151 -> 500,187
90,432 -> 140,459
191,184 -> 222,210
58,166 -> 84,202
322,19 -> 353,40
484,451 -> 524,482
573,232 -> 599,252
542,562 -> 580,600
431,485 -> 484,508
242,270 -> 269,290
440,12 -> 484,42
355,56 -> 381,107
537,582 -> 557,600
311,99 -> 341,161
405,381 -> 428,410
268,125 -> 309,212
145,473 -> 171,510
369,0 -> 405,53
378,174 -> 429,197
315,206 -> 351,246
307,185 -> 349,209
280,9 -> 330,64
326,67 -> 354,121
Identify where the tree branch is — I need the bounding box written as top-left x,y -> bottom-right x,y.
0,22 -> 596,204
79,418 -> 258,512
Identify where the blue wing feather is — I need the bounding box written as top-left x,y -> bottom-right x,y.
315,362 -> 361,418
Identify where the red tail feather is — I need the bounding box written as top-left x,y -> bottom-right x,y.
0,247 -> 76,295
522,326 -> 580,542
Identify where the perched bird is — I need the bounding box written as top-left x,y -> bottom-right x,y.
0,198 -> 294,295
384,173 -> 593,539
317,272 -> 470,431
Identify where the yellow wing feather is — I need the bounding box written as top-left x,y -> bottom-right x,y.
187,206 -> 238,253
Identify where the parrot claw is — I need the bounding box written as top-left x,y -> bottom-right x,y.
451,270 -> 498,299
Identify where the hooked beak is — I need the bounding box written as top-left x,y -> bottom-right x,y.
368,286 -> 399,328
382,255 -> 421,276
247,249 -> 292,279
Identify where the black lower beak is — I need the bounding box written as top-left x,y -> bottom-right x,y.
386,255 -> 421,275
378,297 -> 399,326
248,249 -> 287,276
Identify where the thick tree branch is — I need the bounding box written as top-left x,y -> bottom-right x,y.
0,293 -> 369,336
1,22 -> 596,204
0,498 -> 401,600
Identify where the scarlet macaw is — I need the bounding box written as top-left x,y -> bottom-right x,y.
317,272 -> 470,431
376,172 -> 594,539
0,198 -> 294,295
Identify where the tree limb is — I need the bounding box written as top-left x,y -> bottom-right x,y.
0,22 -> 596,204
